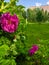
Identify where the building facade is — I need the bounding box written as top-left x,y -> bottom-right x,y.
29,5 -> 49,12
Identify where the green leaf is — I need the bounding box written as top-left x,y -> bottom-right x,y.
0,44 -> 9,57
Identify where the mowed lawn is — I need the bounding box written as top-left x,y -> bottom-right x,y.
25,23 -> 49,59
26,23 -> 49,44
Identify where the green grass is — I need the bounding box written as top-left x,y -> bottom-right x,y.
25,23 -> 49,44
23,23 -> 49,64
25,23 -> 49,58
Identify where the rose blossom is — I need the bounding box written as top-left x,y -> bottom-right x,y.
1,12 -> 19,33
29,44 -> 39,56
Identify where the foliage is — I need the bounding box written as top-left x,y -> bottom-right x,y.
27,8 -> 49,23
27,9 -> 37,22
35,8 -> 44,22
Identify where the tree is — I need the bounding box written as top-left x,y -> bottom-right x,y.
43,10 -> 49,22
27,9 -> 36,22
36,8 -> 44,22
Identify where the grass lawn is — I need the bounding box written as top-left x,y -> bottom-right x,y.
25,23 -> 49,45
24,23 -> 49,64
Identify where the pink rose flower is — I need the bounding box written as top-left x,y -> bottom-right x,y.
1,12 -> 19,33
29,44 -> 39,56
